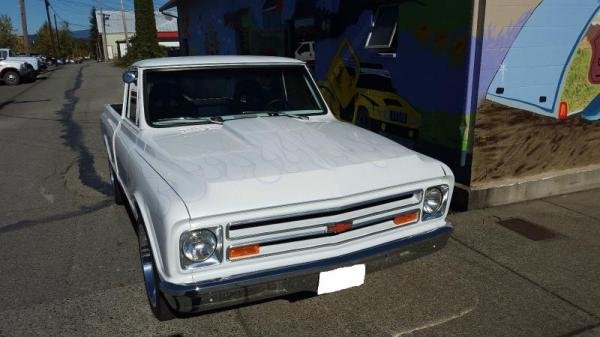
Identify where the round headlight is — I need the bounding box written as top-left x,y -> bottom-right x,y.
181,230 -> 217,262
423,187 -> 443,214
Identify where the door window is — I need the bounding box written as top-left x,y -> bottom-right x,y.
365,5 -> 399,49
127,84 -> 138,125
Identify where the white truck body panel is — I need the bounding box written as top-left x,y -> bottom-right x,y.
101,56 -> 454,301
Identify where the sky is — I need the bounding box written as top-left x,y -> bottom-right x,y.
2,0 -> 163,34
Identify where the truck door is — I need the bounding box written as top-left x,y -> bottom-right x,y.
590,31 -> 600,85
114,82 -> 140,193
325,39 -> 360,120
102,84 -> 128,168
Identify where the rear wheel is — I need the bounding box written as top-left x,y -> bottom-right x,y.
109,163 -> 125,205
138,218 -> 176,321
3,70 -> 20,86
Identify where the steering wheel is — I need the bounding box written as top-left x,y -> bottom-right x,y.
265,98 -> 285,111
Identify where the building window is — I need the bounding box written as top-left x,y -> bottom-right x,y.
365,5 -> 399,49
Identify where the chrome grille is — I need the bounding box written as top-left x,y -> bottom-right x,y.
226,190 -> 423,259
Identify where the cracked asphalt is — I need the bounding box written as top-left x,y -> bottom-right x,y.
1,62 -> 600,337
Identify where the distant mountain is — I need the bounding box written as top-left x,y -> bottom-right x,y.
26,29 -> 91,43
71,29 -> 91,40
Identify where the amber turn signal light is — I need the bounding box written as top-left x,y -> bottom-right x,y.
228,244 -> 260,260
393,211 -> 420,226
327,222 -> 352,234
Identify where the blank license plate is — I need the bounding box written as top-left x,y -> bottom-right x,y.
317,264 -> 366,295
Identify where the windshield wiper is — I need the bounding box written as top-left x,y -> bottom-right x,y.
153,116 -> 223,126
241,110 -> 309,120
269,111 -> 309,120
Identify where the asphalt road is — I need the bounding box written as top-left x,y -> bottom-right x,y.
1,63 -> 600,337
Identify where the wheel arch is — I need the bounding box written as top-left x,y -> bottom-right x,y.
1,67 -> 19,78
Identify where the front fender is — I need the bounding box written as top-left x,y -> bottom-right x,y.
130,151 -> 193,285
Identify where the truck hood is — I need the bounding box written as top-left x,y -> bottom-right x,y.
139,117 -> 447,219
8,56 -> 38,70
0,59 -> 26,68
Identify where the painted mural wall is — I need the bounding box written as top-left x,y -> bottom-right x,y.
176,0 -> 476,184
472,0 -> 600,186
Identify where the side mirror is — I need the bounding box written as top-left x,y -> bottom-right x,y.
122,71 -> 137,84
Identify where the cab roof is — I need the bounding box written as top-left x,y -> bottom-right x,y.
132,55 -> 305,68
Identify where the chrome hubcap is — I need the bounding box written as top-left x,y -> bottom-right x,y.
139,225 -> 158,308
7,74 -> 15,81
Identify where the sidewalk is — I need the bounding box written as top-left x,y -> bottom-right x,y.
427,188 -> 600,336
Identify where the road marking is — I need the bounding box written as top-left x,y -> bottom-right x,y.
392,299 -> 478,336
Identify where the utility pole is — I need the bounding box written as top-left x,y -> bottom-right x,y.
43,0 -> 57,56
119,0 -> 129,48
54,13 -> 61,55
99,0 -> 109,61
19,0 -> 30,55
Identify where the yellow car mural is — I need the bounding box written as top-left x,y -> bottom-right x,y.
319,39 -> 421,138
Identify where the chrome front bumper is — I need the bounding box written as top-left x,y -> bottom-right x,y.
160,224 -> 453,314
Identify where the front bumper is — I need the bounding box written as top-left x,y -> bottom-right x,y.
160,224 -> 452,313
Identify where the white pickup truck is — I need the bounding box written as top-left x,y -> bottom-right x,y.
101,56 -> 454,320
0,48 -> 40,80
0,58 -> 35,86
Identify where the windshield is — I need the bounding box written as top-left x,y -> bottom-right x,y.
144,66 -> 325,127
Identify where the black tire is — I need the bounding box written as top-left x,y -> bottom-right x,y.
109,163 -> 125,205
3,70 -> 20,86
137,219 -> 176,321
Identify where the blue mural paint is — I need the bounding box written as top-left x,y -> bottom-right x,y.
582,94 -> 600,120
486,0 -> 600,118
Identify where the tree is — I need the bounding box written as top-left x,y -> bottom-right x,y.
33,23 -> 54,56
89,7 -> 99,58
0,15 -> 17,49
120,0 -> 165,65
57,23 -> 75,56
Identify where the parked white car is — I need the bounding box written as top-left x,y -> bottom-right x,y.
101,56 -> 454,320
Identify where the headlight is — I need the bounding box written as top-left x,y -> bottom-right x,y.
181,229 -> 217,262
423,187 -> 443,214
422,185 -> 449,221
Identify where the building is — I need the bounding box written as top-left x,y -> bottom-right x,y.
160,0 -> 600,209
96,10 -> 179,60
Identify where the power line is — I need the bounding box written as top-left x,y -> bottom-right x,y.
48,1 -> 91,29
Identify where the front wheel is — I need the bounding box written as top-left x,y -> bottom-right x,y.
3,70 -> 21,86
138,219 -> 176,321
